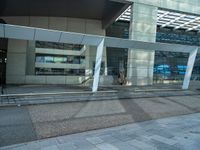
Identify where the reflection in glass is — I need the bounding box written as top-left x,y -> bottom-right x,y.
35,54 -> 85,65
36,41 -> 84,51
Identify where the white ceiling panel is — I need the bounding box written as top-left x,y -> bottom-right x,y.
0,23 -> 199,54
104,37 -> 122,48
60,32 -> 84,45
117,6 -> 200,32
81,35 -> 104,46
4,24 -> 35,40
0,24 -> 4,37
35,29 -> 61,42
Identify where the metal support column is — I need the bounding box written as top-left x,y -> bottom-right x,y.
182,48 -> 198,89
92,38 -> 104,92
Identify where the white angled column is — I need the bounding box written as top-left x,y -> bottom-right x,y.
182,48 -> 198,89
92,38 -> 105,92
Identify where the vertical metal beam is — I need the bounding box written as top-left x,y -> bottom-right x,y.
182,48 -> 198,89
92,38 -> 105,92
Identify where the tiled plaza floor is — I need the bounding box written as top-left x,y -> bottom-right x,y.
1,113 -> 200,150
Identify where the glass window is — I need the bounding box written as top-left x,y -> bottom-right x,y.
36,56 -> 44,63
154,51 -> 189,82
92,62 -> 105,75
54,57 -> 66,63
45,56 -> 54,63
35,54 -> 85,65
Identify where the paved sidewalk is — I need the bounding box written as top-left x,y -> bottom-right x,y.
1,113 -> 200,150
1,89 -> 200,147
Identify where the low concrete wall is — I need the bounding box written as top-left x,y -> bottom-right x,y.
190,81 -> 200,90
99,76 -> 114,85
28,75 -> 86,85
6,75 -> 117,86
6,75 -> 87,85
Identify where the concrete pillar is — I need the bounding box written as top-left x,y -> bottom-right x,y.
26,41 -> 35,75
127,3 -> 157,85
6,39 -> 27,84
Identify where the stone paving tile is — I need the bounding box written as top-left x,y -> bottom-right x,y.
112,141 -> 139,150
111,132 -> 133,142
146,128 -> 174,139
73,139 -> 97,150
127,139 -> 157,150
98,134 -> 121,144
122,132 -> 139,139
41,145 -> 59,150
149,135 -> 177,145
0,139 -> 59,150
57,142 -> 77,150
56,135 -> 79,144
150,139 -> 182,150
86,137 -> 104,145
78,148 -> 99,150
96,143 -> 119,150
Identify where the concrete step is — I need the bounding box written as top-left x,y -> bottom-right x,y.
1,90 -> 199,107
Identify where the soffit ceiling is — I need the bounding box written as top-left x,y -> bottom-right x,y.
0,0 -> 126,20
117,6 -> 200,32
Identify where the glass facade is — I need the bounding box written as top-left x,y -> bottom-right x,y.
106,48 -> 128,76
156,32 -> 200,46
154,52 -> 188,82
193,55 -> 200,80
106,21 -> 200,82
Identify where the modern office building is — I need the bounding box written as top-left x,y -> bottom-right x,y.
0,0 -> 200,87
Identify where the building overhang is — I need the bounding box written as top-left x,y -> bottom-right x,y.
0,0 -> 131,29
0,23 -> 199,53
0,23 -> 199,91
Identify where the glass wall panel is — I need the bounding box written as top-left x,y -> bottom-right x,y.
192,54 -> 200,80
154,51 -> 189,83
